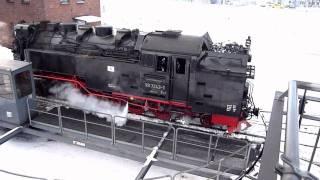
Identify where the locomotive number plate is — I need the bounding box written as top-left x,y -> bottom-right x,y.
143,75 -> 167,97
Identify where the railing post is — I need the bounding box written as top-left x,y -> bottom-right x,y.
298,90 -> 307,128
308,128 -> 320,171
245,141 -> 251,168
58,106 -> 63,135
173,128 -> 179,160
207,135 -> 213,163
83,112 -> 88,140
212,136 -> 220,162
112,116 -> 115,145
27,98 -> 32,126
171,127 -> 176,160
142,121 -> 145,152
283,81 -> 300,180
217,160 -> 222,180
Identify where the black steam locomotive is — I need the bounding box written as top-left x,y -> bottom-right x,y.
12,22 -> 256,132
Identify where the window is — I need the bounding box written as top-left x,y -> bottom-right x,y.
15,71 -> 32,99
0,74 -> 14,99
176,58 -> 186,74
141,54 -> 155,67
21,0 -> 30,4
60,0 -> 69,4
76,0 -> 85,4
156,56 -> 168,72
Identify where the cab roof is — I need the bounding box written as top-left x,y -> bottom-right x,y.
0,60 -> 31,72
141,32 -> 208,56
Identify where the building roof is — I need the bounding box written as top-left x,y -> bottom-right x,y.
0,60 -> 30,72
74,15 -> 101,23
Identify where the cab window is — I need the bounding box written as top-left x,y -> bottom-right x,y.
0,73 -> 14,99
176,58 -> 186,74
156,56 -> 168,72
15,71 -> 32,98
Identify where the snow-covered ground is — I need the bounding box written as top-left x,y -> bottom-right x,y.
0,128 -> 205,180
0,0 -> 320,179
0,45 -> 13,60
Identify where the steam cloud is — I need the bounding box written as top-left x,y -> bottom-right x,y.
49,83 -> 128,126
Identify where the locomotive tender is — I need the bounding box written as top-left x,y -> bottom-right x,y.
12,22 -> 255,132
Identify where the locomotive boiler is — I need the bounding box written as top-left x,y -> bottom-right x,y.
12,22 -> 256,132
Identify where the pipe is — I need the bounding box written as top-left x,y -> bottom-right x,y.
282,81 -> 300,180
0,127 -> 23,145
135,126 -> 172,180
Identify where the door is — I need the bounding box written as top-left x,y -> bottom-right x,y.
0,73 -> 14,121
171,56 -> 190,101
0,106 -> 4,121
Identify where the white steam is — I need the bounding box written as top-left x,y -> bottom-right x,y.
49,83 -> 128,126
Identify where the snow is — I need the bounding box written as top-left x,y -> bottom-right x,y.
73,15 -> 101,23
0,129 -> 199,180
0,45 -> 13,60
1,0 -> 320,179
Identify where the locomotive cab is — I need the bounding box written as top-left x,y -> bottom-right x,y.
140,30 -> 209,102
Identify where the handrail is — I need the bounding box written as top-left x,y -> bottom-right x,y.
172,143 -> 251,179
282,81 -> 300,180
24,80 -> 320,179
258,81 -> 320,180
279,80 -> 320,180
26,97 -> 254,179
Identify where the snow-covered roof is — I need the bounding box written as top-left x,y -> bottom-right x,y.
73,15 -> 101,23
0,59 -> 30,72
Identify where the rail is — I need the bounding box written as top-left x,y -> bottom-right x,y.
143,143 -> 251,180
21,81 -> 320,179
173,143 -> 251,180
281,81 -> 320,180
259,80 -> 320,180
283,81 -> 300,180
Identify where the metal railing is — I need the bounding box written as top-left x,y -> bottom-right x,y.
27,98 -> 113,141
26,97 -> 255,179
24,80 -> 320,179
283,81 -> 300,180
173,143 -> 251,180
277,81 -> 320,180
174,127 -> 249,164
144,143 -> 251,180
